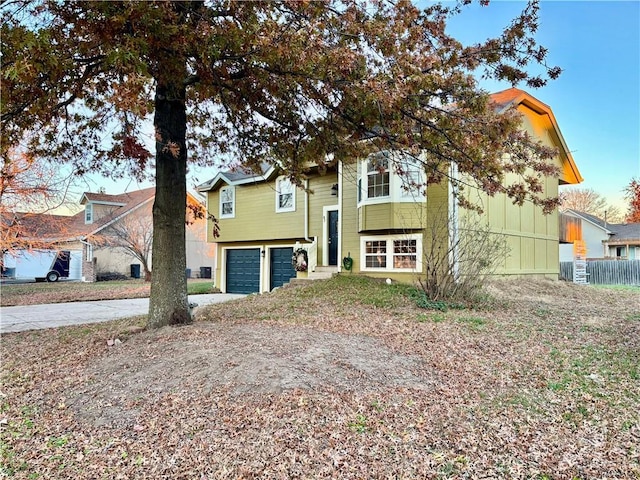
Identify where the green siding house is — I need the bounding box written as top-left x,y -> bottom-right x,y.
198,89 -> 583,294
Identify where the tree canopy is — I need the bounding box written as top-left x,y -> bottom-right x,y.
2,0 -> 562,327
625,179 -> 640,223
560,187 -> 623,223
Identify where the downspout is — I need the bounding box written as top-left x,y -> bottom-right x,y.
448,163 -> 460,281
337,160 -> 343,270
79,238 -> 93,282
304,179 -> 312,242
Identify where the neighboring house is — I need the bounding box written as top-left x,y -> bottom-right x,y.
198,88 -> 583,294
559,210 -> 612,261
559,209 -> 640,261
604,223 -> 640,260
3,188 -> 215,281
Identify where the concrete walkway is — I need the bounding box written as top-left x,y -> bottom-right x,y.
0,294 -> 245,334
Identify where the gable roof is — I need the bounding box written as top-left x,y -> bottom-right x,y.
13,187 -> 156,242
79,188 -> 155,207
9,187 -> 207,246
562,209 -> 613,234
198,88 -> 583,192
197,162 -> 277,192
489,88 -> 583,185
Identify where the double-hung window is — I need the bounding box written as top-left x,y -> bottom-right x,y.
361,234 -> 422,272
220,186 -> 235,219
364,240 -> 387,268
276,176 -> 295,213
367,156 -> 390,199
392,239 -> 417,269
85,204 -> 93,224
358,152 -> 424,204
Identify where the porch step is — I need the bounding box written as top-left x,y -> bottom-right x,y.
313,266 -> 340,273
309,266 -> 340,280
286,267 -> 339,287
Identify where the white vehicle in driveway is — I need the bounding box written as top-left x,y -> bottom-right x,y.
2,249 -> 82,282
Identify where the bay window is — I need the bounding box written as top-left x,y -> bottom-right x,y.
358,152 -> 424,204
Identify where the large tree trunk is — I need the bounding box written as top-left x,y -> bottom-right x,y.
147,80 -> 190,328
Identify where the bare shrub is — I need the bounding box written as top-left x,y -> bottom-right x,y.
420,204 -> 509,302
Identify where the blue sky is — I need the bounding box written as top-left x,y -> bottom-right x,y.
82,1 -> 639,213
444,0 -> 640,211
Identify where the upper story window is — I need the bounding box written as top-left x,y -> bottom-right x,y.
358,152 -> 424,205
275,176 -> 295,213
220,186 -> 235,219
85,204 -> 93,224
367,156 -> 390,199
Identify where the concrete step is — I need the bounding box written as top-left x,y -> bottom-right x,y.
307,271 -> 334,280
313,266 -> 340,273
286,267 -> 339,287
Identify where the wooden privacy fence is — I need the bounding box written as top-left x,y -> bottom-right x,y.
560,260 -> 640,285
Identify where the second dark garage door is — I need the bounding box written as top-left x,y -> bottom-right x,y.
270,247 -> 297,290
226,248 -> 260,294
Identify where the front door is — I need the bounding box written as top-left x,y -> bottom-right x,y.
328,210 -> 339,266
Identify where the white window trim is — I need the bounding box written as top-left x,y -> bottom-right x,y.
360,233 -> 423,273
219,186 -> 235,219
275,176 -> 296,213
357,152 -> 425,207
85,204 -> 93,224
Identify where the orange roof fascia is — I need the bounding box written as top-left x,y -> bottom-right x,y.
490,88 -> 583,185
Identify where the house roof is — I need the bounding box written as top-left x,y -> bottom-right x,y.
198,88 -> 583,192
563,209 -> 640,244
562,209 -> 613,234
3,212 -> 77,241
489,88 -> 583,185
197,162 -> 277,192
79,188 -> 157,206
607,223 -> 640,243
13,187 -> 156,242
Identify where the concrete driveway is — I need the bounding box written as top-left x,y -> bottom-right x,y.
0,294 -> 245,334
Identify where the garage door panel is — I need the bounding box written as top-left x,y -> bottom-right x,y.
270,247 -> 296,290
226,249 -> 260,294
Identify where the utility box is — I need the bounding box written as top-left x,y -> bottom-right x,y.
200,266 -> 212,279
186,268 -> 191,279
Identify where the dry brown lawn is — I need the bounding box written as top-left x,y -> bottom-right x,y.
1,276 -> 639,479
0,279 -> 214,306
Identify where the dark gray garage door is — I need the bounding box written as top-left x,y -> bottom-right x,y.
226,248 -> 260,294
270,247 -> 296,290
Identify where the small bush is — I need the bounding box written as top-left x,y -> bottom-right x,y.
96,272 -> 129,282
409,288 -> 465,311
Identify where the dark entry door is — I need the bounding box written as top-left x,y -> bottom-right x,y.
270,247 -> 296,290
226,248 -> 260,294
328,210 -> 339,266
